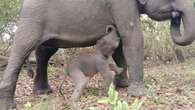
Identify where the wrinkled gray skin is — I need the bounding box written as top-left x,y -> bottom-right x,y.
33,0 -> 195,96
0,0 -> 195,109
67,26 -> 122,109
139,0 -> 195,45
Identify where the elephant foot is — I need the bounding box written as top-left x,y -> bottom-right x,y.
0,86 -> 16,110
33,84 -> 53,95
114,75 -> 129,88
128,81 -> 145,97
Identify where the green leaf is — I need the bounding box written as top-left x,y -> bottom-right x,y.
121,101 -> 129,110
107,83 -> 118,105
109,90 -> 118,105
24,102 -> 32,108
93,83 -> 131,110
131,99 -> 143,110
116,100 -> 122,110
108,83 -> 115,98
193,0 -> 195,7
98,97 -> 110,104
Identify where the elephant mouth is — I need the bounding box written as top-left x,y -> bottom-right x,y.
170,12 -> 182,42
171,11 -> 181,19
170,11 -> 182,33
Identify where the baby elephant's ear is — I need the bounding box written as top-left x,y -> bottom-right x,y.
106,25 -> 115,33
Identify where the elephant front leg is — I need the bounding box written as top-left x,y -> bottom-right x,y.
33,45 -> 58,94
121,19 -> 145,97
120,28 -> 145,97
0,21 -> 42,109
110,0 -> 145,97
124,28 -> 145,97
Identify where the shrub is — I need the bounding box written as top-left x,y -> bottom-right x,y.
88,84 -> 143,110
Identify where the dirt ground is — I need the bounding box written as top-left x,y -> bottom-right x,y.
1,57 -> 195,110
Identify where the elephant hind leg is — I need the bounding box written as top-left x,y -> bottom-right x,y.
33,45 -> 58,94
0,21 -> 43,109
70,69 -> 89,110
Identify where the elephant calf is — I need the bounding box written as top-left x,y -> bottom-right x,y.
65,25 -> 123,109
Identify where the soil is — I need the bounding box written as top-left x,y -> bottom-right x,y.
1,58 -> 195,110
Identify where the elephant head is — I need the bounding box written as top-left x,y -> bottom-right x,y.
139,0 -> 195,46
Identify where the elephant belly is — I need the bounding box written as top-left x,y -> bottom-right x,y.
42,33 -> 104,48
41,0 -> 114,48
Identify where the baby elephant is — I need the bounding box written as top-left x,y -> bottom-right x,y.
66,25 -> 123,109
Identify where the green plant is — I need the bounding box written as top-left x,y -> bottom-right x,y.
0,0 -> 21,22
97,84 -> 119,106
130,99 -> 143,110
193,0 -> 195,7
88,84 -> 143,110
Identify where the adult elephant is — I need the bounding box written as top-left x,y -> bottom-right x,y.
0,0 -> 195,109
33,0 -> 195,95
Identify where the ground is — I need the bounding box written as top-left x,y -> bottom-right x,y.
1,58 -> 195,110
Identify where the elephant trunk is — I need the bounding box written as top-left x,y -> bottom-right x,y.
170,8 -> 195,46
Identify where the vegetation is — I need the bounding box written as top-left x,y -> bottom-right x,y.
193,0 -> 195,6
0,0 -> 21,54
88,83 -> 143,110
0,0 -> 21,22
142,16 -> 195,63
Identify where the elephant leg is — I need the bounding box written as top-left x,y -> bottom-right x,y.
112,41 -> 129,87
70,69 -> 89,110
125,30 -> 145,97
110,0 -> 145,96
33,45 -> 58,94
0,21 -> 42,109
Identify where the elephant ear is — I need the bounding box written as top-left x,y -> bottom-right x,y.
137,0 -> 148,5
